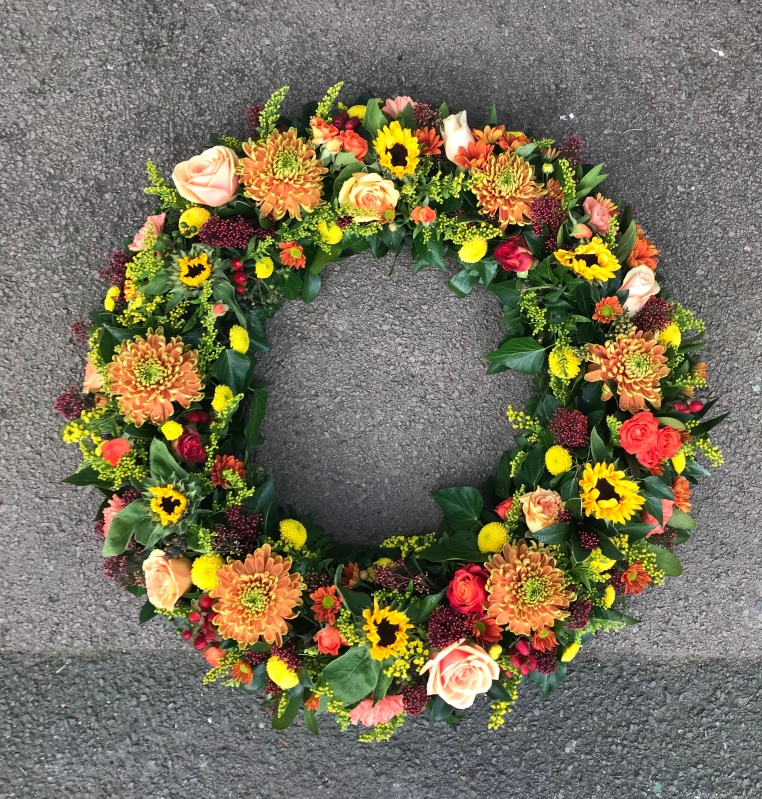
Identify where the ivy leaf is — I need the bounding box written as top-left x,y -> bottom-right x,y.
102,500 -> 149,556
212,349 -> 252,395
448,269 -> 479,297
531,522 -> 570,544
320,647 -> 381,705
530,663 -> 567,698
404,590 -> 445,625
516,446 -> 547,490
244,389 -> 268,449
62,466 -> 112,490
149,438 -> 187,483
432,486 -> 483,530
474,259 -> 499,287
641,476 -> 674,500
485,338 -> 546,374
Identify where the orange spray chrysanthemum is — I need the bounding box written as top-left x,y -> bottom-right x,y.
414,127 -> 443,156
453,140 -> 494,169
531,627 -> 558,653
672,475 -> 692,513
593,296 -> 623,323
309,584 -> 343,625
485,542 -> 571,636
210,454 -> 246,489
621,562 -> 651,596
231,660 -> 254,685
471,151 -> 544,231
210,544 -> 303,647
107,329 -> 203,427
626,224 -> 660,270
279,241 -> 306,269
498,131 -> 530,152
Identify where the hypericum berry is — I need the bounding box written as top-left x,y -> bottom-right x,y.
231,257 -> 245,271
674,401 -> 689,412
181,629 -> 192,641
689,400 -> 704,413
189,611 -> 201,624
235,285 -> 246,294
204,630 -> 216,643
344,117 -> 361,131
198,594 -> 214,611
233,272 -> 247,285
187,410 -> 210,425
206,611 -> 217,624
193,636 -> 208,651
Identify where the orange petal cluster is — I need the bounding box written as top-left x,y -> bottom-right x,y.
471,151 -> 544,231
626,223 -> 660,270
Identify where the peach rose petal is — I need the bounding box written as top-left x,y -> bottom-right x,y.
172,145 -> 240,207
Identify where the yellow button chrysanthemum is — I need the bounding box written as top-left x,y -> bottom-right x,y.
458,237 -> 488,264
659,323 -> 681,349
545,445 -> 573,475
229,325 -> 250,354
191,553 -> 224,591
478,521 -> 509,553
603,584 -> 616,609
548,346 -> 581,380
104,285 -> 120,312
560,641 -> 581,662
671,450 -> 686,473
178,207 -> 211,237
279,518 -> 307,549
211,385 -> 234,413
255,257 -> 274,279
266,656 -> 300,689
318,220 -> 343,245
161,420 -> 184,441
488,644 -> 503,660
347,104 -> 367,120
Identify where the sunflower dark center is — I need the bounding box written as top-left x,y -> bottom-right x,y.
376,618 -> 399,647
184,261 -> 207,278
596,478 -> 620,503
577,254 -> 600,267
160,496 -> 182,514
389,143 -> 409,167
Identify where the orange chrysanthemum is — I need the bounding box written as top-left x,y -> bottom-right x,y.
545,178 -> 565,200
341,562 -> 361,588
594,192 -> 619,216
498,131 -> 530,152
626,224 -> 660,271
470,614 -> 503,644
309,584 -> 343,625
239,129 -> 327,220
279,241 -> 306,269
484,542 -> 571,636
454,140 -> 494,169
231,660 -> 254,685
210,544 -> 303,647
692,362 -> 708,381
210,454 -> 246,489
473,124 -> 506,145
304,693 -> 321,711
107,329 -> 203,427
585,331 -> 670,412
471,151 -> 544,231
531,626 -> 558,653
672,475 -> 692,513
414,127 -> 443,156
592,296 -> 623,323
621,562 -> 651,596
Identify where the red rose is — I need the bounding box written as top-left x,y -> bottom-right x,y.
494,235 -> 536,273
637,445 -> 664,470
619,411 -> 659,454
314,625 -> 345,656
447,564 -> 488,614
174,427 -> 207,463
653,425 -> 681,459
494,497 -> 514,520
101,437 -> 131,467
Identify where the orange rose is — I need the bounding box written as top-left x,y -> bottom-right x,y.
520,488 -> 564,533
643,499 -> 675,537
314,625 -> 345,656
338,130 -> 368,160
143,549 -> 192,611
619,411 -> 659,454
447,565 -> 488,614
494,497 -> 514,520
653,425 -> 681,459
338,172 -> 399,221
310,116 -> 339,146
203,646 -> 224,667
172,145 -> 239,207
101,437 -> 131,467
420,640 -> 500,709
410,205 -> 436,225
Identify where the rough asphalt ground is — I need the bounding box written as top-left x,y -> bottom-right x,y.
1,0 -> 761,796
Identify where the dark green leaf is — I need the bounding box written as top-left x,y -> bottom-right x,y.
649,544 -> 683,576
213,280 -> 246,326
531,522 -> 571,544
125,585 -> 147,597
474,259 -> 499,287
615,221 -> 637,264
431,486 -> 483,529
516,446 -> 547,490
485,102 -> 498,126
102,500 -> 149,556
141,270 -> 171,295
336,584 -> 373,617
149,438 -> 187,483
301,269 -> 321,303
212,349 -> 252,395
62,466 -> 111,489
643,494 -> 664,524
320,647 -> 381,705
271,688 -> 304,730
530,663 -> 567,698
448,269 -> 479,297
495,452 -> 512,497
309,242 -> 343,275
404,590 -> 445,625
361,98 -> 386,136
588,427 -> 610,464
419,530 -> 484,562
139,600 -> 157,624
485,337 -> 546,374
303,708 -> 319,735
430,695 -> 456,721
244,389 -> 268,448
619,522 -> 658,541
488,280 -> 521,306
575,163 -> 608,199
666,508 -> 696,530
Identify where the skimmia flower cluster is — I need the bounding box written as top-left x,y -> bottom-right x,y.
58,84 -> 724,742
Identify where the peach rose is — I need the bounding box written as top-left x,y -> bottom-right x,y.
582,196 -> 611,236
381,96 -> 414,118
620,266 -> 660,315
420,639 -> 500,709
338,172 -> 399,221
442,111 -> 475,163
143,549 -> 192,611
172,145 -> 239,207
128,213 -> 166,252
520,487 -> 564,533
410,205 -> 436,225
83,353 -> 104,394
310,116 -> 339,146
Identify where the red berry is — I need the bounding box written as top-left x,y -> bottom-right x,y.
204,630 -> 216,643
674,401 -> 689,412
181,630 -> 192,641
231,257 -> 244,271
235,285 -> 246,294
193,636 -> 208,651
233,272 -> 247,285
206,610 -> 217,624
689,400 -> 704,413
344,117 -> 361,131
198,594 -> 214,611
509,655 -> 522,669
515,639 -> 530,657
187,411 -> 201,424
189,611 -> 201,624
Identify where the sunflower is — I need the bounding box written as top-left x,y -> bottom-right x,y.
210,544 -> 303,647
585,331 -> 670,411
107,329 -> 203,427
374,121 -> 420,178
579,462 -> 645,524
554,238 -> 620,281
148,485 -> 188,526
178,252 -> 213,287
484,541 -> 571,636
239,128 -> 327,220
362,600 -> 412,660
470,150 -> 543,231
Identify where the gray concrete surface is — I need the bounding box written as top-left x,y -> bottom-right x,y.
1,0 -> 762,796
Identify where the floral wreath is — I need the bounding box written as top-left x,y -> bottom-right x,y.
58,84 -> 725,741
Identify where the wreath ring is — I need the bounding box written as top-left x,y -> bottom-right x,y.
58,84 -> 725,741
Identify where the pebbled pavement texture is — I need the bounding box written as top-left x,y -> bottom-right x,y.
1,0 -> 762,796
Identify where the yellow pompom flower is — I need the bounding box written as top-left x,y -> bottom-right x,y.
191,553 -> 224,591
211,385 -> 234,413
104,285 -> 121,311
671,450 -> 686,473
348,104 -> 367,120
458,237 -> 488,264
603,584 -> 616,609
548,345 -> 581,380
560,641 -> 581,662
659,323 -> 681,349
266,655 -> 300,689
318,220 -> 343,245
279,518 -> 307,549
478,521 -> 509,553
161,420 -> 184,441
255,257 -> 274,279
178,207 -> 211,236
229,325 -> 250,354
488,644 -> 503,660
545,445 -> 572,475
